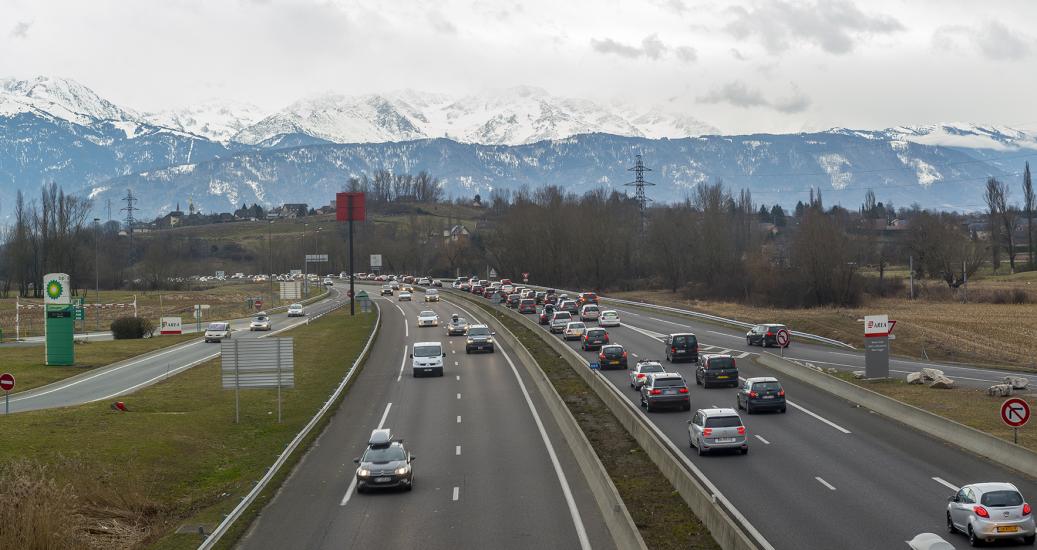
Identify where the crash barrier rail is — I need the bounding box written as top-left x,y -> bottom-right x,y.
444,293 -> 649,550
446,289 -> 770,550
199,297 -> 380,549
756,353 -> 1037,479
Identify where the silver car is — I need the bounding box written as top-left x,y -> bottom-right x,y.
629,360 -> 665,390
549,311 -> 573,333
947,482 -> 1035,546
687,408 -> 748,455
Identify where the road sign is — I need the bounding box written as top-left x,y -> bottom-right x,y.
775,329 -> 790,348
0,373 -> 14,391
864,314 -> 893,337
160,316 -> 182,335
215,270 -> 225,278
73,306 -> 85,321
306,254 -> 328,263
1001,398 -> 1031,428
370,254 -> 382,268
222,338 -> 294,423
254,299 -> 263,308
522,272 -> 529,283
489,268 -> 498,279
336,192 -> 367,222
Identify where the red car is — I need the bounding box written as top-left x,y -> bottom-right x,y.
472,285 -> 484,295
518,299 -> 536,313
539,305 -> 555,325
544,294 -> 559,306
577,292 -> 599,306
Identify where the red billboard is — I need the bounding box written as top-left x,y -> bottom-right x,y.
336,192 -> 366,222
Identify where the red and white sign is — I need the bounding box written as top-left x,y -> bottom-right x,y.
1001,398 -> 1031,428
336,192 -> 367,222
159,316 -> 183,335
0,373 -> 15,392
522,272 -> 529,283
864,314 -> 895,337
775,328 -> 791,348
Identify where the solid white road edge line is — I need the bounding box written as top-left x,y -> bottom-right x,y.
396,346 -> 408,382
452,486 -> 460,501
341,401 -> 393,507
754,435 -> 771,445
788,401 -> 852,434
932,477 -> 959,491
456,445 -> 461,456
815,477 -> 836,491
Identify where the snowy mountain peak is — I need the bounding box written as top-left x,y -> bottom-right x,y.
0,75 -> 134,123
143,99 -> 268,142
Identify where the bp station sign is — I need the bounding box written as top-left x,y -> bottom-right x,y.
44,273 -> 74,366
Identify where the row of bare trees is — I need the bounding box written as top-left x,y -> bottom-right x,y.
346,170 -> 444,204
984,163 -> 1036,274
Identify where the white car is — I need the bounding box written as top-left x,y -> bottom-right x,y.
580,304 -> 600,322
417,310 -> 439,327
629,360 -> 665,390
399,291 -> 412,301
412,341 -> 446,377
204,322 -> 232,343
287,303 -> 305,317
323,277 -> 333,286
563,321 -> 587,341
598,310 -> 621,327
418,277 -> 431,285
249,314 -> 272,331
947,482 -> 1035,546
424,289 -> 440,302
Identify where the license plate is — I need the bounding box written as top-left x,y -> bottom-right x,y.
374,477 -> 391,483
997,526 -> 1019,533
717,375 -> 729,379
423,368 -> 433,373
762,395 -> 774,399
716,437 -> 736,443
610,360 -> 620,365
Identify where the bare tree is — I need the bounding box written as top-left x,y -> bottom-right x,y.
985,177 -> 1005,272
1024,162 -> 1034,269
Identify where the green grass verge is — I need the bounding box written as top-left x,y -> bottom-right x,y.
0,305 -> 375,549
461,298 -> 719,550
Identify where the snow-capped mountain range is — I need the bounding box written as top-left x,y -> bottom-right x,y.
2,75 -> 1037,218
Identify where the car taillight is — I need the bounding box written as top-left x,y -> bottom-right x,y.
583,335 -> 588,340
778,390 -> 785,397
974,506 -> 989,518
650,389 -> 662,395
637,373 -> 645,378
604,334 -> 609,341
703,428 -> 712,437
599,353 -> 605,360
678,387 -> 688,394
766,332 -> 774,337
694,345 -> 699,352
1024,503 -> 1032,516
737,426 -> 746,435
749,391 -> 758,398
622,352 -> 628,358
671,346 -> 676,353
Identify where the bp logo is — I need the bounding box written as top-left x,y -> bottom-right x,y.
46,279 -> 64,300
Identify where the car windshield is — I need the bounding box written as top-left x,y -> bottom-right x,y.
451,317 -> 468,325
208,323 -> 228,331
672,335 -> 696,346
752,382 -> 782,392
420,311 -> 436,317
705,416 -> 742,428
584,306 -> 598,311
640,364 -> 664,373
981,490 -> 1023,507
554,312 -> 572,320
708,357 -> 736,369
363,446 -> 407,463
587,330 -> 605,337
468,327 -> 490,337
291,304 -> 302,308
521,299 -> 534,305
603,347 -> 624,357
568,323 -> 585,330
413,345 -> 442,357
767,325 -> 787,332
254,317 -> 268,322
653,378 -> 684,387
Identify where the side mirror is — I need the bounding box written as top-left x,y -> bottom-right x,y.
442,352 -> 447,357
410,455 -> 416,461
353,457 -> 359,464
491,331 -> 497,336
409,353 -> 413,358
686,420 -> 693,424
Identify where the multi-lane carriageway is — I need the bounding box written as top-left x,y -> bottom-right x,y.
476,292 -> 1037,550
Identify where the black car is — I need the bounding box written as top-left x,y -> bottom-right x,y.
506,294 -> 521,308
736,376 -> 787,414
581,328 -> 609,350
598,344 -> 628,369
696,354 -> 739,388
465,324 -> 496,353
518,298 -> 537,313
665,333 -> 699,363
746,324 -> 790,347
640,373 -> 691,412
354,429 -> 415,493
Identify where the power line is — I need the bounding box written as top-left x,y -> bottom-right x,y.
626,153 -> 654,234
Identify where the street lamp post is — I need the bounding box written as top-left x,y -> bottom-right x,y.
303,222 -> 309,297
268,220 -> 274,306
94,218 -> 100,330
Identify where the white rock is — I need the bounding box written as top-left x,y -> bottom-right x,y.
921,368 -> 945,382
906,372 -> 924,385
826,367 -> 839,375
987,384 -> 1013,397
1003,376 -> 1029,390
852,371 -> 865,379
929,375 -> 954,389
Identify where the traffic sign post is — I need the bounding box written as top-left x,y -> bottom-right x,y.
863,314 -> 895,379
1001,398 -> 1031,444
1,372 -> 14,414
775,328 -> 790,357
522,272 -> 529,283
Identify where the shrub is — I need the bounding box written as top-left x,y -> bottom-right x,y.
110,317 -> 154,339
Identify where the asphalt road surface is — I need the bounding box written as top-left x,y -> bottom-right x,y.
6,288 -> 345,413
482,293 -> 1037,550
236,294 -> 616,550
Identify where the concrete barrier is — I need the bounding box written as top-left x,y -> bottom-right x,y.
447,290 -> 769,550
445,295 -> 648,550
756,352 -> 1037,478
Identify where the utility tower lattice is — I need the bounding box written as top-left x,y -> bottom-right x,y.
120,189 -> 138,232
625,154 -> 654,233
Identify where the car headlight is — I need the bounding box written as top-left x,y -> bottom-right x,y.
357,468 -> 371,477
395,466 -> 411,475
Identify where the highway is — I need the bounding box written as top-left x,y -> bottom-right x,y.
237,294 -> 616,550
476,292 -> 1037,550
6,288 -> 345,413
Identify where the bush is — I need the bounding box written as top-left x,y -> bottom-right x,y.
110,317 -> 154,339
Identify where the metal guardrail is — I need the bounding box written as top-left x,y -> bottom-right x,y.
198,296 -> 379,549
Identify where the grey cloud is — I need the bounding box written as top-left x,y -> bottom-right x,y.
773,91 -> 811,113
427,11 -> 457,35
698,80 -> 810,113
676,45 -> 697,62
725,0 -> 904,55
641,34 -> 667,59
590,37 -> 643,58
730,48 -> 747,61
10,21 -> 32,39
933,21 -> 1031,60
591,34 -> 694,63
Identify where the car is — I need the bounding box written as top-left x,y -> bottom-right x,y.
577,292 -> 599,306
736,376 -> 787,414
629,360 -> 665,390
249,314 -> 272,331
460,282 -> 472,292
534,291 -> 547,304
947,482 -> 1035,546
446,315 -> 469,336
544,294 -> 559,306
746,324 -> 791,347
539,305 -> 555,325
323,277 -> 334,286
506,294 -> 521,308
549,311 -> 573,333
598,310 -> 621,327
399,291 -> 412,301
688,408 -> 748,455
204,322 -> 232,343
465,324 -> 496,353
518,298 -> 537,314
581,327 -> 609,350
563,321 -> 587,340
418,277 -> 431,285
390,281 -> 401,290
696,354 -> 740,388
451,280 -> 462,289
354,428 -> 414,493
432,280 -> 443,288
403,276 -> 415,284
598,344 -> 628,369
424,289 -> 440,302
559,300 -> 579,316
402,285 -> 414,293
287,303 -> 305,317
472,285 -> 485,295
579,304 -> 601,322
665,333 -> 699,363
640,372 -> 691,412
411,341 -> 446,377
380,285 -> 394,296
417,310 -> 439,327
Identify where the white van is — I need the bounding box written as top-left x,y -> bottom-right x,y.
411,341 -> 446,377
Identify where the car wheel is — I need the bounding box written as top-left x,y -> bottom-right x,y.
356,484 -> 365,494
640,396 -> 647,408
968,525 -> 982,547
946,513 -> 956,534
1022,534 -> 1034,545
736,398 -> 742,410
683,403 -> 691,411
746,403 -> 753,414
781,406 -> 787,413
696,376 -> 702,386
747,337 -> 751,346
465,349 -> 471,354
740,447 -> 748,455
696,441 -> 705,456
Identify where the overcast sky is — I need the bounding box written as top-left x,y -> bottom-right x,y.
2,0 -> 1036,134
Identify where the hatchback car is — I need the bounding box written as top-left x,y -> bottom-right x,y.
287,303 -> 305,317
424,289 -> 440,302
598,344 -> 628,369
577,292 -> 599,306
696,354 -> 740,388
465,324 -> 496,353
563,321 -> 587,341
249,314 -> 272,331
447,316 -> 469,336
598,310 -> 621,327
581,328 -> 609,350
399,291 -> 412,301
544,294 -> 559,306
518,298 -> 537,314
737,377 -> 787,413
746,323 -> 791,347
640,372 -> 691,412
688,408 -> 748,455
539,304 -> 556,325
947,482 -> 1035,546
417,310 -> 439,327
629,360 -> 665,390
354,429 -> 415,493
535,291 -> 547,304
549,311 -> 573,333
580,304 -> 601,322
559,300 -> 579,316
507,294 -> 522,308
665,333 -> 699,363
204,322 -> 232,343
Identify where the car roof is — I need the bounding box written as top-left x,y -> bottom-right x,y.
600,310 -> 618,315
369,428 -> 393,446
414,341 -> 442,347
650,372 -> 683,381
602,344 -> 624,350
703,353 -> 734,360
669,332 -> 696,337
468,324 -> 488,329
746,376 -> 779,383
967,482 -> 1020,493
419,310 -> 436,315
699,408 -> 739,417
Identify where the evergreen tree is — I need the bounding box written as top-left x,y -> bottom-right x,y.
770,204 -> 787,227
757,204 -> 771,222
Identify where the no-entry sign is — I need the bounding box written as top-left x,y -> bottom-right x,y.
775,329 -> 791,348
0,372 -> 14,391
1001,398 -> 1031,428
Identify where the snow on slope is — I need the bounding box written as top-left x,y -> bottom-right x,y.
0,75 -> 136,123
143,100 -> 267,142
